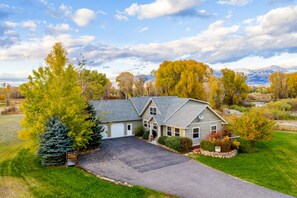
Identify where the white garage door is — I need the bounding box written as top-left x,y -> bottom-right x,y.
110,123 -> 125,138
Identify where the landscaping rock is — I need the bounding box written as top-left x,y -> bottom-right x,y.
200,149 -> 238,158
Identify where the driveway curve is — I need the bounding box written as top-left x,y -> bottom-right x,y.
78,137 -> 292,198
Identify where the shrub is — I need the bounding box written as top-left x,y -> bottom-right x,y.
231,140 -> 240,150
1,106 -> 19,115
157,136 -> 168,145
212,138 -> 231,152
200,140 -> 215,151
237,138 -> 258,153
165,137 -> 182,152
135,125 -> 145,137
180,137 -> 193,152
230,105 -> 248,112
142,130 -> 150,140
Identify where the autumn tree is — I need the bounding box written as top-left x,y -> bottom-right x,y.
0,83 -> 11,106
79,69 -> 109,100
221,68 -> 249,105
287,72 -> 297,98
144,80 -> 159,96
19,43 -> 93,149
103,79 -> 112,99
116,72 -> 134,98
208,76 -> 224,110
269,72 -> 288,100
155,60 -> 212,100
134,75 -> 147,96
230,109 -> 274,146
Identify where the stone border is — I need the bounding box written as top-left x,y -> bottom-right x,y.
200,149 -> 238,158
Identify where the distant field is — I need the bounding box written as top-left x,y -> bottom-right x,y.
190,131 -> 297,197
0,114 -> 173,198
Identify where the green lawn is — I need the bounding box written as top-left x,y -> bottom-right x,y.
0,114 -> 173,198
190,131 -> 297,197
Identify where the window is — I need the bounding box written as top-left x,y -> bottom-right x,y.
210,125 -> 217,135
175,128 -> 180,136
143,120 -> 148,128
150,107 -> 157,115
167,126 -> 172,136
127,124 -> 131,131
193,128 -> 200,139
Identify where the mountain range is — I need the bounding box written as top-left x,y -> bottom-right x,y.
215,65 -> 297,85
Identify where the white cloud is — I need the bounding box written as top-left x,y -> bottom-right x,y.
0,34 -> 96,61
72,8 -> 96,27
46,23 -> 71,35
137,27 -> 149,33
218,0 -> 252,6
124,0 -> 203,19
211,53 -> 297,70
21,20 -> 37,31
114,10 -> 129,21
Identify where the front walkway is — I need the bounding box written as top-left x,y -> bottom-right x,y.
78,137 -> 292,198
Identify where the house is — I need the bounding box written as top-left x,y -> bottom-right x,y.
90,96 -> 227,146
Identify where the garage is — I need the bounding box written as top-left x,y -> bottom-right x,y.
101,123 -> 125,139
110,123 -> 125,138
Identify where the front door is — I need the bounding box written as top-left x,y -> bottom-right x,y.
127,124 -> 132,136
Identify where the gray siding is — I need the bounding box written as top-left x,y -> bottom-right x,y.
142,101 -> 160,120
123,120 -> 143,135
185,108 -> 223,145
185,121 -> 222,145
192,107 -> 220,123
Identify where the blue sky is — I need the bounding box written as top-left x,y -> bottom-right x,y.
0,0 -> 297,84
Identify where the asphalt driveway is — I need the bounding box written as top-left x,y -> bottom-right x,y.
78,137 -> 292,198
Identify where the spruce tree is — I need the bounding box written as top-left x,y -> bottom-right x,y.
85,104 -> 103,150
38,116 -> 74,166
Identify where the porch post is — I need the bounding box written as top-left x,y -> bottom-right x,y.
149,122 -> 153,136
157,126 -> 161,138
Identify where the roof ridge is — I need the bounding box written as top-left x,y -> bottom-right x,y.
129,98 -> 141,115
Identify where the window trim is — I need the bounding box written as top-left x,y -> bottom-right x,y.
149,106 -> 157,115
167,126 -> 172,136
210,125 -> 217,134
192,127 -> 200,139
175,128 -> 180,137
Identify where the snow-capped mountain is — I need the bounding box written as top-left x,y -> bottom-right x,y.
214,65 -> 293,85
246,66 -> 288,85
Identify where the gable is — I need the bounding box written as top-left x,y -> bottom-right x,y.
192,107 -> 227,123
142,100 -> 160,120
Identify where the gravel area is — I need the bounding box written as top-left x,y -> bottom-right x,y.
79,137 -> 292,198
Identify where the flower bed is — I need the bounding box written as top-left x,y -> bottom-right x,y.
200,148 -> 238,158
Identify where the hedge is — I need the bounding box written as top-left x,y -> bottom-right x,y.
165,136 -> 193,153
200,140 -> 215,152
157,136 -> 168,145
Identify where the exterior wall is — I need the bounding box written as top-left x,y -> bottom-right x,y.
192,108 -> 220,122
103,120 -> 142,137
142,101 -> 160,121
185,108 -> 224,145
185,120 -> 223,145
162,125 -> 185,137
123,120 -> 143,135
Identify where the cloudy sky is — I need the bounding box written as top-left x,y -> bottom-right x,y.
0,0 -> 297,85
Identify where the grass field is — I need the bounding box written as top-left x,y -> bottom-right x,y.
0,114 -> 173,198
190,131 -> 297,197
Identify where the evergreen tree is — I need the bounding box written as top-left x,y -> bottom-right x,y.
38,116 -> 74,166
85,104 -> 104,149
